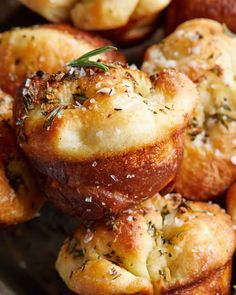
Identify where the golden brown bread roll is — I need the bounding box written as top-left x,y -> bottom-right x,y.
13,62 -> 197,219
0,89 -> 44,227
56,193 -> 236,295
142,19 -> 236,201
19,0 -> 77,22
165,0 -> 236,35
0,24 -> 124,96
19,0 -> 172,45
226,183 -> 236,225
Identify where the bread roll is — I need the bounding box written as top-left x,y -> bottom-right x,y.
0,24 -> 124,96
142,19 -> 236,200
14,63 -> 197,219
56,193 -> 235,294
19,0 -> 172,45
0,88 -> 44,227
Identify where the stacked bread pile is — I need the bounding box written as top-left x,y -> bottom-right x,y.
0,0 -> 235,294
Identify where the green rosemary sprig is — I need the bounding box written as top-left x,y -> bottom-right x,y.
66,46 -> 117,72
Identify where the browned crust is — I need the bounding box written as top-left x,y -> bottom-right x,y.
175,147 -> 236,201
165,0 -> 236,34
226,183 -> 236,224
44,130 -> 184,219
0,24 -> 125,96
166,260 -> 232,295
13,67 -> 196,219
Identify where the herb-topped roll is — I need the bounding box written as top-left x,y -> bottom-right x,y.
142,19 -> 236,201
56,193 -> 236,295
0,24 -> 124,96
14,47 -> 197,219
0,88 -> 44,227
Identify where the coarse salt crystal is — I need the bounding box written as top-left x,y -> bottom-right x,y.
126,174 -> 135,179
96,130 -> 103,138
85,196 -> 92,202
84,229 -> 93,243
69,67 -> 76,75
190,46 -> 201,54
215,149 -> 222,156
174,217 -> 183,227
39,56 -> 45,62
175,30 -> 185,37
115,128 -> 121,135
92,161 -> 97,167
165,60 -> 177,68
97,87 -> 112,94
130,64 -> 138,70
127,216 -> 133,222
79,67 -> 86,78
90,98 -> 96,103
25,79 -> 31,87
110,175 -> 118,182
96,82 -> 102,89
231,155 -> 236,165
211,84 -> 219,89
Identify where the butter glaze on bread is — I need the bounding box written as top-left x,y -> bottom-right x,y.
0,24 -> 124,96
166,0 -> 236,34
0,89 -> 44,227
14,65 -> 197,219
56,193 -> 235,294
142,19 -> 236,201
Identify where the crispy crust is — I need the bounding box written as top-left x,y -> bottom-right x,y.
165,0 -> 236,34
226,183 -> 236,224
43,131 -> 184,219
166,261 -> 232,295
14,66 -> 197,218
0,90 -> 44,227
175,144 -> 236,201
142,19 -> 236,201
0,24 -> 125,96
19,0 -> 171,45
56,194 -> 235,294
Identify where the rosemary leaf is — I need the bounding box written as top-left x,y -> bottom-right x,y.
66,46 -> 117,71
